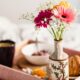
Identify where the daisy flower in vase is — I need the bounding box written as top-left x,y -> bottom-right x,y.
34,2 -> 75,41
33,0 -> 76,60
33,1 -> 76,80
21,1 -> 76,80
21,0 -> 76,58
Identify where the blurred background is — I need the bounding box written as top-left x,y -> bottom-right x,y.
0,0 -> 80,23
0,0 -> 80,50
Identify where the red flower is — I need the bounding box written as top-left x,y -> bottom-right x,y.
34,9 -> 53,28
53,7 -> 75,23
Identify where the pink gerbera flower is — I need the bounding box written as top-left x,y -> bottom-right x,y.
53,7 -> 75,23
34,9 -> 53,28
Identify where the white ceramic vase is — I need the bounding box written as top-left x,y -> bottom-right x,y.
47,40 -> 69,80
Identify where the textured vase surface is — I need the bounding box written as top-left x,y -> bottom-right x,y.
47,40 -> 69,80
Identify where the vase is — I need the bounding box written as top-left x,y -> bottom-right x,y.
47,40 -> 69,80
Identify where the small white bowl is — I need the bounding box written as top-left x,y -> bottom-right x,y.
22,42 -> 53,65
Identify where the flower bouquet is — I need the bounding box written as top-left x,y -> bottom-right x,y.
22,0 -> 76,58
22,0 -> 76,80
22,0 -> 75,41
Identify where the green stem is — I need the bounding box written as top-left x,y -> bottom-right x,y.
59,28 -> 64,40
56,27 -> 61,40
50,25 -> 57,40
59,23 -> 65,40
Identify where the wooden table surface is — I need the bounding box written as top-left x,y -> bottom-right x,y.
0,50 -> 79,80
14,53 -> 75,80
0,53 -> 43,80
0,53 -> 77,80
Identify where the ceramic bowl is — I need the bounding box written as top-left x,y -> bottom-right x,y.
22,42 -> 53,65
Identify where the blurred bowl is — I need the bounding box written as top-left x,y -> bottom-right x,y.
22,42 -> 53,65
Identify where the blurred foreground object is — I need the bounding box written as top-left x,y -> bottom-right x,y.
0,65 -> 41,80
69,55 -> 80,76
0,40 -> 15,67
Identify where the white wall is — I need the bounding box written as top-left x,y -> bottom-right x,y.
0,0 -> 80,23
0,0 -> 47,23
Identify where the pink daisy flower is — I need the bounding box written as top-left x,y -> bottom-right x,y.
34,9 -> 53,28
53,7 -> 75,23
